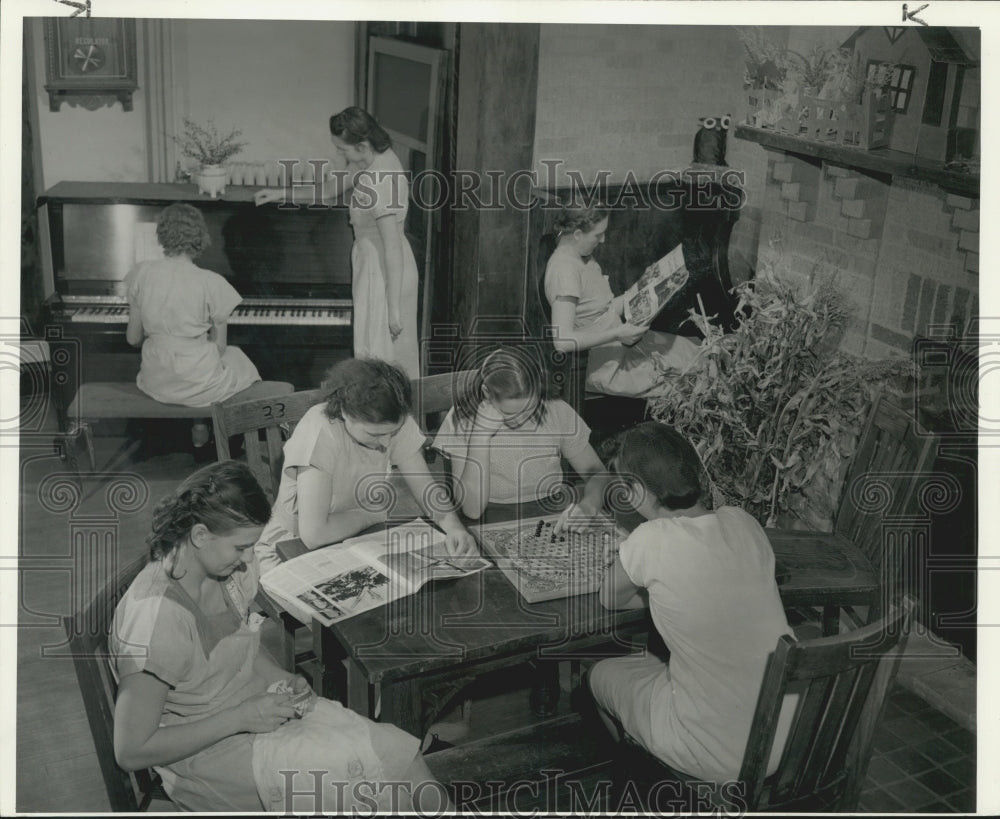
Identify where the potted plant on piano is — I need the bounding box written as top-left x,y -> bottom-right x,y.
172,118 -> 248,199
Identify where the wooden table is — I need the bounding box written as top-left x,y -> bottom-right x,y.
279,502 -> 878,737
766,528 -> 880,635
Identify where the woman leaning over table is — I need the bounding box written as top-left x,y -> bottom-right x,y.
253,358 -> 477,574
255,107 -> 420,379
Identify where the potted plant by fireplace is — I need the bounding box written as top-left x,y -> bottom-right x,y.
738,27 -> 789,128
647,244 -> 910,530
172,117 -> 248,199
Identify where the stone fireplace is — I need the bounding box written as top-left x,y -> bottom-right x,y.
735,126 -> 979,671
735,126 -> 979,360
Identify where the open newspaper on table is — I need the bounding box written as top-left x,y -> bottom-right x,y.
622,243 -> 689,325
260,518 -> 491,626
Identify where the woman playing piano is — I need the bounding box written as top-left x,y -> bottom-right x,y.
125,203 -> 261,455
255,107 -> 420,379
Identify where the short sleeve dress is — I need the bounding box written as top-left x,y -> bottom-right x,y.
111,556 -> 421,813
432,399 -> 591,505
125,257 -> 260,406
543,245 -> 699,398
349,149 -> 421,379
254,404 -> 427,572
589,507 -> 797,782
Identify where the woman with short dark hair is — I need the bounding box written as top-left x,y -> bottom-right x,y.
253,358 -> 476,573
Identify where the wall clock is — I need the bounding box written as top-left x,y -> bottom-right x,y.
44,17 -> 138,112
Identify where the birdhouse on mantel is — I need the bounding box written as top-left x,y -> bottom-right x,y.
841,26 -> 979,162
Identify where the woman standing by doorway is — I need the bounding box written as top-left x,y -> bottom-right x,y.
256,107 -> 420,378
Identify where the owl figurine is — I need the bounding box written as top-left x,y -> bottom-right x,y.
693,115 -> 730,166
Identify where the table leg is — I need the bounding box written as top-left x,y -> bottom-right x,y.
313,625 -> 346,703
342,659 -> 373,719
822,605 -> 840,636
378,678 -> 424,737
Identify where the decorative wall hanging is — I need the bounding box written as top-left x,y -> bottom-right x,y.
44,17 -> 137,111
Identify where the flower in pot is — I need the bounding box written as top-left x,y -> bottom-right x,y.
172,118 -> 248,199
737,26 -> 787,91
784,44 -> 838,98
737,27 -> 793,128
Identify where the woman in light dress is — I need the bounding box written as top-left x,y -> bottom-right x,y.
543,206 -> 700,397
126,203 -> 260,452
111,460 -> 447,813
256,107 -> 420,379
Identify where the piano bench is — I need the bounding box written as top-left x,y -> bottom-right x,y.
61,380 -> 294,473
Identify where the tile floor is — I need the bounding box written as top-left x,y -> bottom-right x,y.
860,687 -> 975,813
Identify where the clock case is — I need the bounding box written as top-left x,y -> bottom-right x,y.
44,17 -> 138,112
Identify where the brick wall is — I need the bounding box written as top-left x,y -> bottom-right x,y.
753,149 -> 979,359
532,25 -> 767,211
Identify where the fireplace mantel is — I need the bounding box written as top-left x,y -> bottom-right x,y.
736,125 -> 979,198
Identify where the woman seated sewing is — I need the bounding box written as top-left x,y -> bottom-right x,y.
111,460 -> 447,813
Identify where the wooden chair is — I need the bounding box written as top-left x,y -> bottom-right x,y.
212,388 -> 325,501
765,393 -> 938,631
617,598 -> 914,813
411,369 -> 476,434
63,554 -> 171,812
212,388 -> 325,673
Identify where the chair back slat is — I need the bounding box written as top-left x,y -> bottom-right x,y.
770,673 -> 830,796
243,429 -> 271,499
63,554 -> 156,811
264,425 -> 286,493
411,370 -> 476,431
835,397 -> 937,568
797,665 -> 869,796
739,599 -> 913,811
213,389 -> 326,499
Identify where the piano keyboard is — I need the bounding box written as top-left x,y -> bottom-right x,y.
61,296 -> 352,326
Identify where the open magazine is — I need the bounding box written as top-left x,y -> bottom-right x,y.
622,243 -> 689,325
260,519 -> 491,627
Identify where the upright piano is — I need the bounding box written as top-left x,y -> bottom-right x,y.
39,181 -> 355,391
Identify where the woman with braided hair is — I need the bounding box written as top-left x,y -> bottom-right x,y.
253,357 -> 476,573
110,460 -> 446,812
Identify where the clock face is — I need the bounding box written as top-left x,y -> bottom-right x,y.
44,18 -> 138,110
46,18 -> 136,81
71,43 -> 105,74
